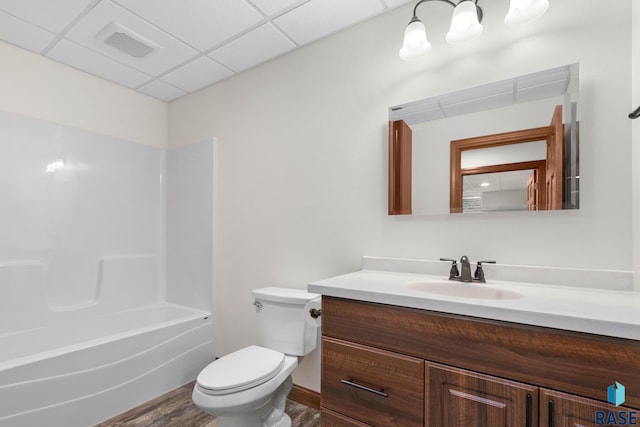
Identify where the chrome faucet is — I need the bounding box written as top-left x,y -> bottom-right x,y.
440,256 -> 495,283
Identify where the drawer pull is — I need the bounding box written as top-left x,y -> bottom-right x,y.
340,379 -> 389,398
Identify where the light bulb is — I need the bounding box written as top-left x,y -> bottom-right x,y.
446,1 -> 483,44
405,20 -> 426,47
512,0 -> 534,9
505,0 -> 549,26
399,17 -> 432,61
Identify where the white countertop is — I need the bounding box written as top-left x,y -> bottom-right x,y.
308,269 -> 640,340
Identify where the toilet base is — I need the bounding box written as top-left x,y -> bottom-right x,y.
215,376 -> 293,427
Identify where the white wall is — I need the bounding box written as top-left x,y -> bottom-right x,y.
0,40 -> 167,149
169,0 -> 634,391
633,1 -> 640,293
482,189 -> 528,212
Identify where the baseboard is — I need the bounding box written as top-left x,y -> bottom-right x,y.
288,384 -> 320,410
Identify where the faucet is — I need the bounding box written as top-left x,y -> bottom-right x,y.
440,256 -> 495,283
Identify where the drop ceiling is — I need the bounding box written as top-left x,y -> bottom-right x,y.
463,170 -> 535,193
389,63 -> 578,125
0,0 -> 412,101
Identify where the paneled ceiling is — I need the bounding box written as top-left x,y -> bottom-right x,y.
0,0 -> 412,101
389,64 -> 578,125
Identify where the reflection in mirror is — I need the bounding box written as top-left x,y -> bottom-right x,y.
449,110 -> 564,213
464,169 -> 541,212
461,141 -> 547,213
388,63 -> 579,215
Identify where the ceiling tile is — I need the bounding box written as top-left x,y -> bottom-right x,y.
249,0 -> 306,17
161,56 -> 233,93
517,65 -> 571,90
113,0 -> 263,51
47,38 -> 152,88
395,109 -> 444,125
0,11 -> 56,53
0,0 -> 406,101
389,96 -> 445,124
517,82 -> 566,104
274,0 -> 383,46
383,0 -> 414,9
138,79 -> 186,101
0,0 -> 96,33
440,80 -> 513,107
391,96 -> 439,116
65,0 -> 198,76
208,23 -> 295,72
442,92 -> 514,117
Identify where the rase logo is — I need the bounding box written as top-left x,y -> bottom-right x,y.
595,382 -> 638,426
609,382 -> 626,407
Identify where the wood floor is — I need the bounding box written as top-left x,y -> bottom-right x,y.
97,381 -> 321,427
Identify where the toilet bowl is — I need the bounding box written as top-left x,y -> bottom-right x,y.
192,288 -> 320,427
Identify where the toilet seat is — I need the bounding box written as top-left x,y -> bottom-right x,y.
196,345 -> 285,395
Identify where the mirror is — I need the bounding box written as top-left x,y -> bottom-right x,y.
388,64 -> 579,215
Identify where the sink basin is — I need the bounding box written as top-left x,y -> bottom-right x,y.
407,281 -> 523,300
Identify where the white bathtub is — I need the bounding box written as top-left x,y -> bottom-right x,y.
0,302 -> 215,427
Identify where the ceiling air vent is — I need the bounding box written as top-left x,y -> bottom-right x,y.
96,22 -> 161,59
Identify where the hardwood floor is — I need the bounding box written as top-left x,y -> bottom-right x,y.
97,381 -> 320,427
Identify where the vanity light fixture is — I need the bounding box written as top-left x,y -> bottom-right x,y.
399,0 -> 549,61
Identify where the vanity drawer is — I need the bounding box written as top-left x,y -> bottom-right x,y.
321,337 -> 424,427
321,408 -> 372,426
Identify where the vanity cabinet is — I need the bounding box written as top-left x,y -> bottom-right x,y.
320,296 -> 640,427
426,362 -> 537,426
539,388 -> 635,427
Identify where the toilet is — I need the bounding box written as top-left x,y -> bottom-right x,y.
192,287 -> 321,427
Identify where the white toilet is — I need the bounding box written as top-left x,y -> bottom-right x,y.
192,287 -> 321,427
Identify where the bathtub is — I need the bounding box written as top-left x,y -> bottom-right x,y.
0,302 -> 215,427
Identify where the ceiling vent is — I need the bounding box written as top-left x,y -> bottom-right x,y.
96,22 -> 161,59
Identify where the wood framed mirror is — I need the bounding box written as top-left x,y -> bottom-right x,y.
387,64 -> 579,216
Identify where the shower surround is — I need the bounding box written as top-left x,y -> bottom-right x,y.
0,111 -> 215,426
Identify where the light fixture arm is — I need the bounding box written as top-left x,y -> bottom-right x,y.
411,0 -> 483,24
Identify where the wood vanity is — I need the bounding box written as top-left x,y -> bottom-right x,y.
319,296 -> 640,427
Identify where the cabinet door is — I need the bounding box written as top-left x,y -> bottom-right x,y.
540,388 -> 638,427
322,337 -> 424,427
426,362 -> 538,427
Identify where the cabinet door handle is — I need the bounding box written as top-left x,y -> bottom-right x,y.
340,379 -> 389,398
548,399 -> 555,427
526,394 -> 532,427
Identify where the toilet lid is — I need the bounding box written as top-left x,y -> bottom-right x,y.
197,345 -> 285,395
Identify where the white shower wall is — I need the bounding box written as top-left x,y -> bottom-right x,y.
0,111 -> 216,425
0,110 -> 216,322
166,139 -> 216,311
0,110 -> 164,314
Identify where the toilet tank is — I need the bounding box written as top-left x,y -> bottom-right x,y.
252,287 -> 320,356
